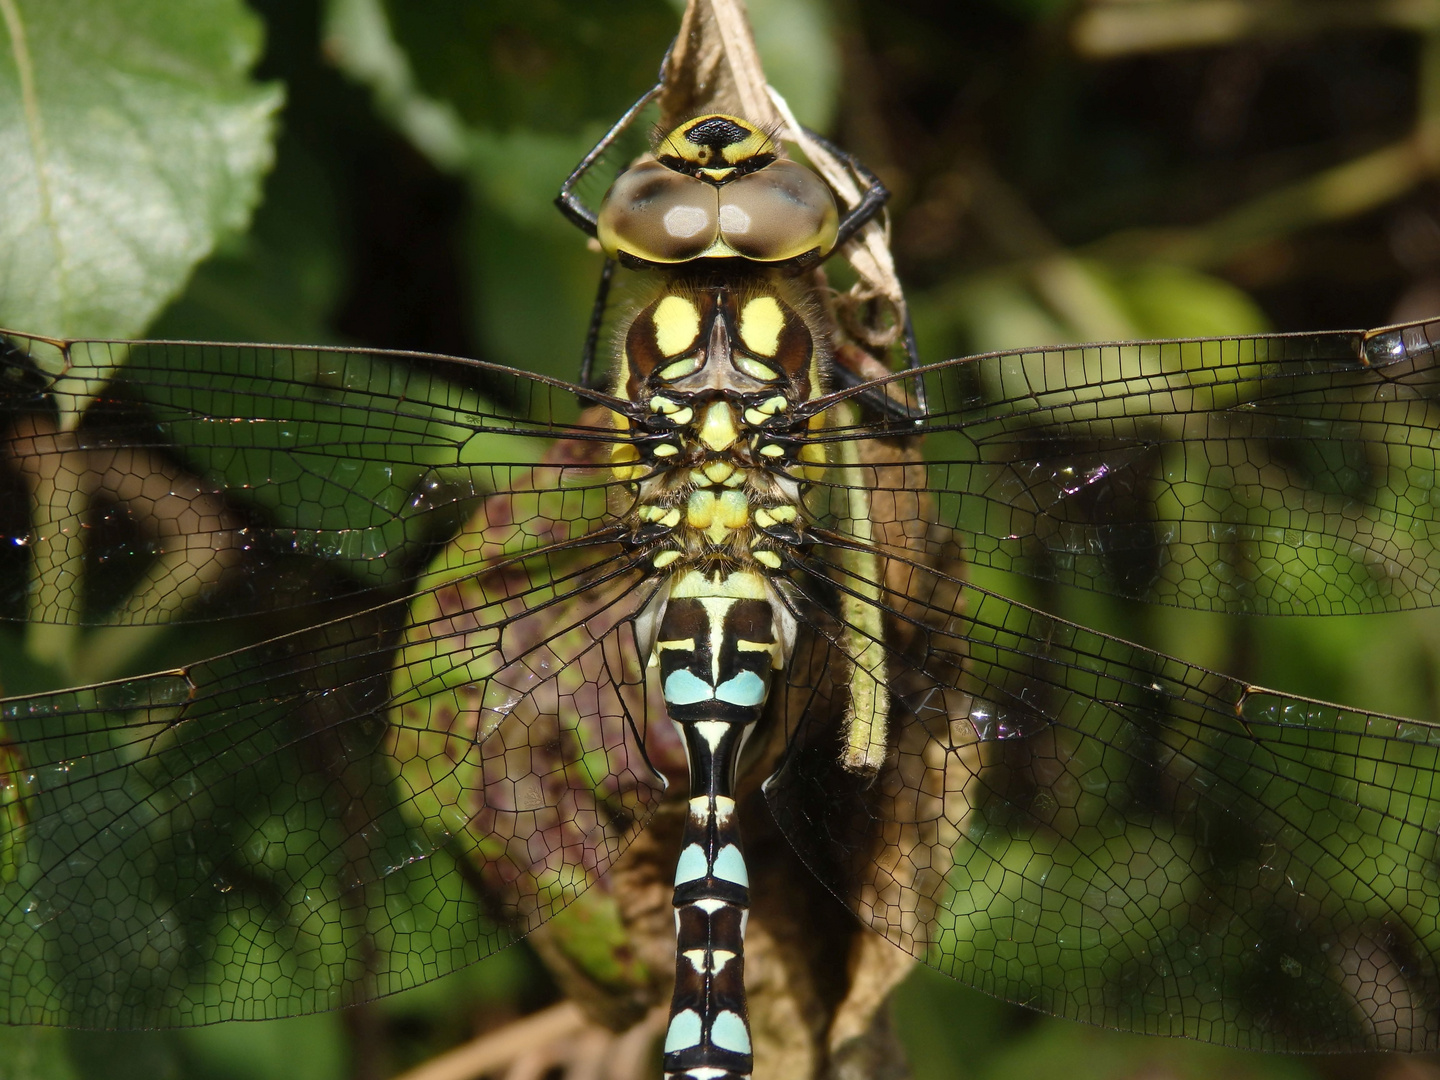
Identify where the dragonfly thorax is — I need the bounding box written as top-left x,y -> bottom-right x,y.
612,278 -> 822,577
618,277 -> 823,400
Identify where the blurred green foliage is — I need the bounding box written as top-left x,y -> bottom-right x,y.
3,0 -> 1439,1077
0,0 -> 281,346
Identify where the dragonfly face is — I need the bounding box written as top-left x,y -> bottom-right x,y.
5,85 -> 1440,1080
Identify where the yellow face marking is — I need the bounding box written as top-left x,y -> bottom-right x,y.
738,296 -> 784,357
663,115 -> 777,169
698,402 -> 739,451
653,295 -> 701,357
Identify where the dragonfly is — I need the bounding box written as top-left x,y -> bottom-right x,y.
2,73 -> 1440,1080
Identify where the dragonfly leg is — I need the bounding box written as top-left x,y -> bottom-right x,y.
799,125 -> 890,251
554,82 -> 663,237
578,257 -> 617,390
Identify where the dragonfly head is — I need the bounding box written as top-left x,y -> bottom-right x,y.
596,114 -> 839,266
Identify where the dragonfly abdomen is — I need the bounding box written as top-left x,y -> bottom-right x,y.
655,568 -> 786,1080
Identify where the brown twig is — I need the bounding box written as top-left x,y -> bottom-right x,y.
387,1003 -> 667,1080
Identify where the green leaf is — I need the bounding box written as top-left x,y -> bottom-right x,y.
0,0 -> 283,349
381,0 -> 674,136
1112,263 -> 1269,339
747,0 -> 841,131
0,1028 -> 78,1080
178,1016 -> 344,1080
151,137 -> 345,347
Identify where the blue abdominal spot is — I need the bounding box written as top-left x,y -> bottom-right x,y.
715,670 -> 766,707
664,669 -> 714,706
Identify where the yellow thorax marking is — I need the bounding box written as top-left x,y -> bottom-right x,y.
699,402 -> 739,451
653,295 -> 701,357
649,397 -> 695,426
753,504 -> 796,529
687,489 -> 750,544
702,459 -> 736,485
610,440 -> 642,482
738,296 -> 783,357
743,395 -> 787,426
640,504 -> 683,528
671,567 -> 768,600
658,356 -> 701,381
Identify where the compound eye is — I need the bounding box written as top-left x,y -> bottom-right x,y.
597,161 -> 719,264
716,160 -> 839,262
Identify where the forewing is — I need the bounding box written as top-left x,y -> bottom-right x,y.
806,320 -> 1440,614
0,331 -> 627,625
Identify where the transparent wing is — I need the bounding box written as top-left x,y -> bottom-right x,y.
0,331 -> 628,625
0,475 -> 669,1027
764,490 -> 1440,1053
806,319 -> 1440,614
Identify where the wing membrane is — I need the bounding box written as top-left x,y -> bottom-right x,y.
766,539 -> 1440,1052
0,528 -> 666,1026
804,321 -> 1440,614
8,316 -> 1440,1042
0,333 -> 632,625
